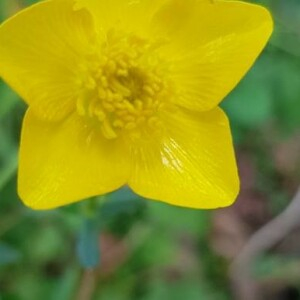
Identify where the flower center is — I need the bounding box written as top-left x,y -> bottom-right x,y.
77,30 -> 169,139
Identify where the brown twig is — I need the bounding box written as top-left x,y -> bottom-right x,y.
229,187 -> 300,300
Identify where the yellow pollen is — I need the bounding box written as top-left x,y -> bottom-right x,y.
77,30 -> 170,139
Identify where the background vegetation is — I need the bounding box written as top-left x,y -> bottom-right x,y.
0,0 -> 300,299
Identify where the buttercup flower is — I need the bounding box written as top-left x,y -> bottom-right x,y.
0,0 -> 272,209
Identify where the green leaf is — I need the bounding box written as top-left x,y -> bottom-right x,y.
143,280 -> 222,300
269,0 -> 300,57
272,55 -> 300,134
0,156 -> 18,191
0,242 -> 21,266
51,266 -> 81,300
222,55 -> 273,129
76,217 -> 100,269
28,226 -> 67,263
147,201 -> 211,237
0,81 -> 19,120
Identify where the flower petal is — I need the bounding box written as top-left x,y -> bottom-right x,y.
18,109 -> 129,209
152,0 -> 273,111
0,0 -> 96,121
128,106 -> 239,209
74,0 -> 163,35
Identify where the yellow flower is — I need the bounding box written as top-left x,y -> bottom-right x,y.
0,0 -> 272,210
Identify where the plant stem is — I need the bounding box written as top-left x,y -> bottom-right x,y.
76,270 -> 97,300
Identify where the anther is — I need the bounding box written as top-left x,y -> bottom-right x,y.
101,120 -> 118,139
85,77 -> 96,90
125,122 -> 137,130
113,120 -> 124,128
77,30 -> 169,140
102,102 -> 115,112
76,97 -> 86,116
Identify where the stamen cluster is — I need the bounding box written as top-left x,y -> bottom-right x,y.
77,30 -> 168,139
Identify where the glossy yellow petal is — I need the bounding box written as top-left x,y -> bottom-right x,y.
152,0 -> 273,111
0,0 -> 96,121
18,109 -> 129,210
128,107 -> 239,209
74,0 -> 163,35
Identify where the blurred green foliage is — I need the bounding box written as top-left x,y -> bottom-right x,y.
0,0 -> 300,299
